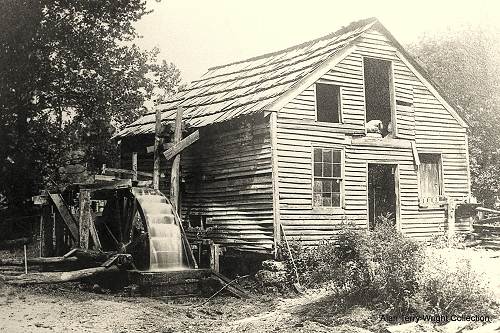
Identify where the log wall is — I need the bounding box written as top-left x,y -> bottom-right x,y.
276,27 -> 470,243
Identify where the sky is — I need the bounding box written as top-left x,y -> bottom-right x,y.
134,0 -> 500,83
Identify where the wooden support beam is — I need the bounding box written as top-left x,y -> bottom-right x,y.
210,243 -> 220,273
132,152 -> 138,181
447,198 -> 456,241
42,206 -> 55,257
163,130 -> 199,160
78,190 -> 91,249
153,107 -> 162,190
48,193 -> 79,241
170,106 -> 183,211
411,141 -> 420,167
89,211 -> 102,251
146,142 -> 172,154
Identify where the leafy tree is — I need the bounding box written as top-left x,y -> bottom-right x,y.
407,26 -> 500,205
0,0 -> 182,211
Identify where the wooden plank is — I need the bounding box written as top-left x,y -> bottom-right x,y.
78,190 -> 91,249
163,130 -> 200,160
351,137 -> 411,149
103,167 -> 154,178
80,179 -> 132,190
48,193 -> 78,241
170,107 -> 183,211
153,107 -> 162,190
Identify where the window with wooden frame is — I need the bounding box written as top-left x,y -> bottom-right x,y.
418,153 -> 444,207
313,148 -> 342,207
315,83 -> 341,123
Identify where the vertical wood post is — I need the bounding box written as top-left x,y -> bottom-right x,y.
153,107 -> 162,190
42,206 -> 54,257
210,243 -> 220,273
132,152 -> 138,181
79,190 -> 91,249
170,107 -> 183,212
52,206 -> 56,250
269,112 -> 281,258
55,214 -> 64,255
447,197 -> 456,242
39,211 -> 43,257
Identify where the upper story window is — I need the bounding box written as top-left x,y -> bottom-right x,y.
315,83 -> 341,123
313,148 -> 342,208
363,57 -> 395,137
418,153 -> 444,207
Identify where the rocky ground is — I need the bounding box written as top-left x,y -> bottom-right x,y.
0,247 -> 499,333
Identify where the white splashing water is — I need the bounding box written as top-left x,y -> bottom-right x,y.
136,195 -> 185,271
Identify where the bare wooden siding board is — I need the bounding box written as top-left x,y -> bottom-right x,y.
121,115 -> 274,251
274,25 -> 469,244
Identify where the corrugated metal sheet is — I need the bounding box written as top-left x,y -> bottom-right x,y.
116,18 -> 378,137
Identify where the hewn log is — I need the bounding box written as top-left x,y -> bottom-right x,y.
2,265 -> 120,285
170,107 -> 183,211
0,237 -> 31,249
153,107 -> 162,189
79,189 -> 91,249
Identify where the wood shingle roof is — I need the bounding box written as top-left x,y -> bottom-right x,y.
116,18 -> 378,137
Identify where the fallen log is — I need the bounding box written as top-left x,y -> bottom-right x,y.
2,265 -> 120,286
0,256 -> 78,266
64,248 -> 115,263
0,237 -> 31,250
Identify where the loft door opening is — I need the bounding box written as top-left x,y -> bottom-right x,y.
364,57 -> 394,137
368,163 -> 397,230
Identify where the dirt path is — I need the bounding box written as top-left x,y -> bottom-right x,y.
0,248 -> 499,333
0,283 -> 333,333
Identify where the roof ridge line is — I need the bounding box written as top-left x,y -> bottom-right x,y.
207,17 -> 378,71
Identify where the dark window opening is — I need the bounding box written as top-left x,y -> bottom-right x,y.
189,215 -> 206,229
363,57 -> 394,137
316,83 -> 341,123
313,148 -> 342,207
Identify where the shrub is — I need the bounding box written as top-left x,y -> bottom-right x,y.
428,231 -> 467,249
278,237 -> 339,287
331,218 -> 424,315
410,249 -> 494,317
278,218 -> 494,322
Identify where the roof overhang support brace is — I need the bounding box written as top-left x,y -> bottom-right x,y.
411,141 -> 420,168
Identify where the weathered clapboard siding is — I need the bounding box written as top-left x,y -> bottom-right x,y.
121,114 -> 274,252
276,26 -> 470,243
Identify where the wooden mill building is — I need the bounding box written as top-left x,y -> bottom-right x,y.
116,18 -> 471,254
